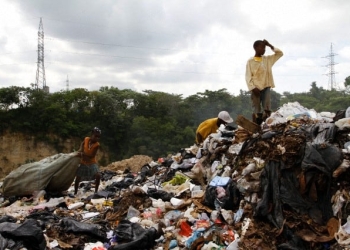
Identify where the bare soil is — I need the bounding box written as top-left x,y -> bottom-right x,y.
104,155 -> 154,173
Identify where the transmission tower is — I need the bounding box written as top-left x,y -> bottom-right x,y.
324,43 -> 338,90
35,17 -> 48,92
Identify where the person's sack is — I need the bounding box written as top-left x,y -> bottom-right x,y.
2,153 -> 80,197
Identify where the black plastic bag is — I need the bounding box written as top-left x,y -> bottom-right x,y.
279,168 -> 311,215
26,209 -> 60,229
302,123 -> 338,144
277,226 -> 308,250
202,179 -> 241,210
110,220 -> 158,250
0,219 -> 46,250
256,142 -> 343,229
0,234 -> 19,250
60,217 -> 106,240
333,109 -> 346,122
254,160 -> 284,229
301,142 -> 343,222
0,215 -> 16,224
86,190 -> 116,200
147,188 -> 174,202
101,170 -> 117,181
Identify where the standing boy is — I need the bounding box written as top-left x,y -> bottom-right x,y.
74,127 -> 101,195
245,39 -> 283,125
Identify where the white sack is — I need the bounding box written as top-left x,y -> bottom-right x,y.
2,152 -> 80,196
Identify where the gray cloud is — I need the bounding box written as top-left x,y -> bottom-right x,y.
1,0 -> 349,97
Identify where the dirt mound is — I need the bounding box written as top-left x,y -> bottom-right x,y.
104,155 -> 154,173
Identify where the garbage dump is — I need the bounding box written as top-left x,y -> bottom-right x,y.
1,101 -> 350,249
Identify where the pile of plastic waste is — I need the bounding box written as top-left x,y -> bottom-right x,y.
1,102 -> 350,250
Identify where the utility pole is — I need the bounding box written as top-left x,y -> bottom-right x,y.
324,43 -> 338,90
35,17 -> 48,92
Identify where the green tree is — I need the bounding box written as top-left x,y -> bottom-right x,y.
0,86 -> 28,110
184,88 -> 236,126
344,76 -> 350,94
231,90 -> 251,120
344,76 -> 350,88
4,82 -> 350,165
310,81 -> 321,99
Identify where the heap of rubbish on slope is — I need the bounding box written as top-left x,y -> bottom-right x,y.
1,101 -> 350,250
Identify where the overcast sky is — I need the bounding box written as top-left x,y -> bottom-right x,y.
0,0 -> 349,97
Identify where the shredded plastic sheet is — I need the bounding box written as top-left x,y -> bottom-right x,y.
335,118 -> 350,130
266,101 -> 335,125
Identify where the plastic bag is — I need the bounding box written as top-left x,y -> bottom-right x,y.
127,205 -> 140,219
203,179 -> 241,210
111,220 -> 158,250
346,107 -> 350,118
60,217 -> 106,239
0,218 -> 46,250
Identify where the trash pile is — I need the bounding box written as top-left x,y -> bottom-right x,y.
1,102 -> 350,250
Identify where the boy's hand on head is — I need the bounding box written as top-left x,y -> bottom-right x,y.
263,39 -> 269,45
263,39 -> 274,49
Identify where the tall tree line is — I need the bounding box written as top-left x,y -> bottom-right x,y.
0,82 -> 349,164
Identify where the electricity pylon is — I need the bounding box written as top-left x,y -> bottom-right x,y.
35,17 -> 48,92
324,43 -> 338,90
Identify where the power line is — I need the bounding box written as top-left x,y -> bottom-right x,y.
44,17 -> 190,37
0,61 -> 326,78
46,37 -> 236,56
46,37 -> 330,60
45,49 -> 327,68
0,50 -> 36,56
53,50 -> 153,61
0,62 -> 35,66
46,50 -> 224,65
45,18 -> 106,28
45,60 -> 321,76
